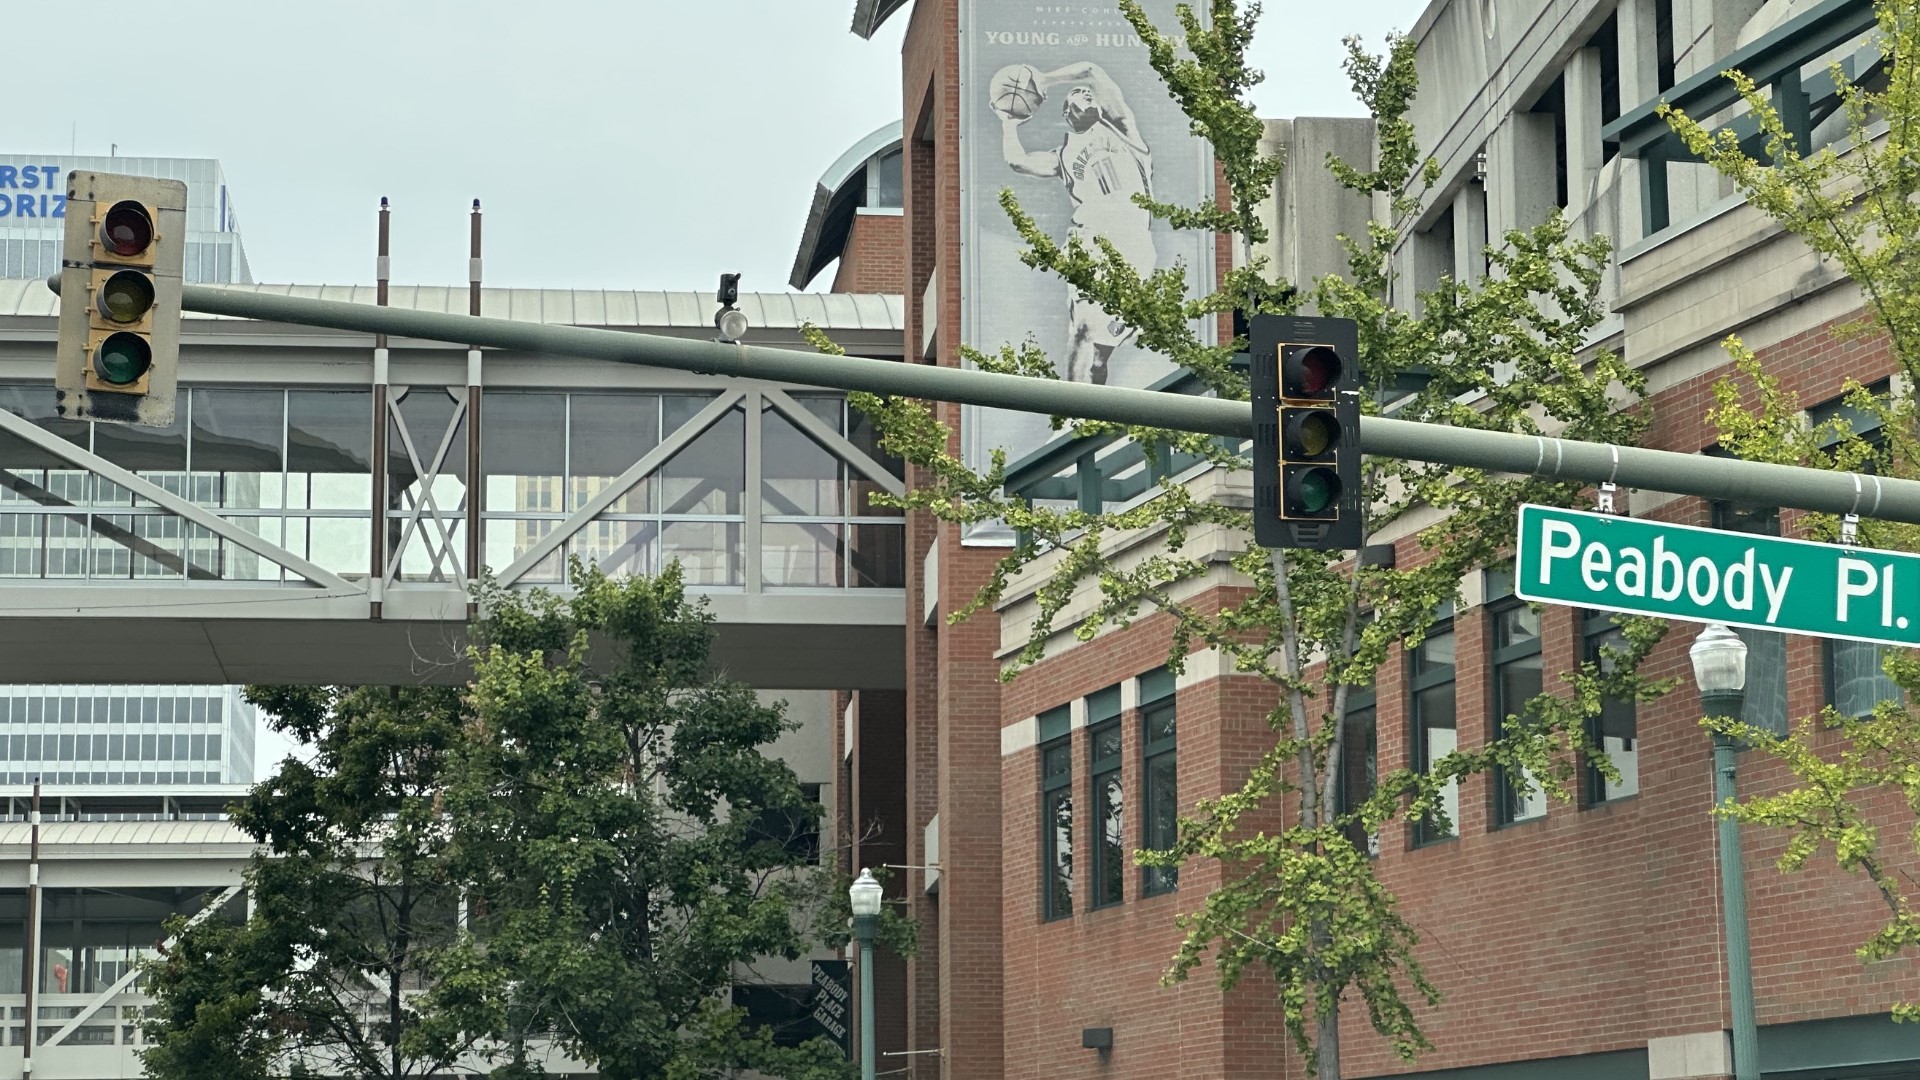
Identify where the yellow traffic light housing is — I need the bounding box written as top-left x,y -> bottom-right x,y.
55,173 -> 185,427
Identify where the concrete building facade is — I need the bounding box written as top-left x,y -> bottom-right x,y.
830,0 -> 1920,1078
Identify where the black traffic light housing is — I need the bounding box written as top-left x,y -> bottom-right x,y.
1251,315 -> 1361,551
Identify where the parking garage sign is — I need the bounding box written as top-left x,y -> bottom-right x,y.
1516,504 -> 1920,647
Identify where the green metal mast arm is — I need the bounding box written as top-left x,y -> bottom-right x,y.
107,281 -> 1920,527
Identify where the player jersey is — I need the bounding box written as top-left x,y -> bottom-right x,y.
1057,117 -> 1151,213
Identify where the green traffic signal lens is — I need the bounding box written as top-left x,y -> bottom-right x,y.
93,333 -> 152,386
1292,410 -> 1339,458
1292,467 -> 1340,515
100,201 -> 155,258
97,270 -> 155,324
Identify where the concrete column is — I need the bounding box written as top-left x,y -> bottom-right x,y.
1564,47 -> 1607,231
1452,179 -> 1489,286
1712,0 -> 1765,60
1616,0 -> 1663,241
1487,111 -> 1558,242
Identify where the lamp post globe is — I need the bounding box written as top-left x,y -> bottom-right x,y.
1689,622 -> 1750,698
849,868 -> 883,918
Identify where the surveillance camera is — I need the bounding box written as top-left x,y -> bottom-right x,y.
717,272 -> 741,307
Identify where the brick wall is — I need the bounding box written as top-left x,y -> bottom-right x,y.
832,212 -> 906,296
977,310 -> 1920,1080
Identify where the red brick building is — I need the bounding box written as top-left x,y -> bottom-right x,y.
800,1 -> 1920,1078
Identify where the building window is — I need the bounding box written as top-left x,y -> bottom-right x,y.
1491,600 -> 1546,825
1337,683 -> 1378,855
1710,499 -> 1789,736
1040,710 -> 1074,920
868,146 -> 904,209
1585,611 -> 1639,802
1140,670 -> 1178,896
745,782 -> 823,864
732,984 -> 816,1048
1089,715 -> 1123,910
1828,640 -> 1901,718
1810,382 -> 1901,719
1410,623 -> 1459,844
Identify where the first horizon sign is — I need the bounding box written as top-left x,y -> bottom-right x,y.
1517,504 -> 1920,647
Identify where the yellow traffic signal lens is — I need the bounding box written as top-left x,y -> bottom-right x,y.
97,270 -> 155,324
94,333 -> 152,386
100,201 -> 154,258
1292,410 -> 1339,457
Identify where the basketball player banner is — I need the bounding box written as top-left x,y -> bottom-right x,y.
959,0 -> 1217,540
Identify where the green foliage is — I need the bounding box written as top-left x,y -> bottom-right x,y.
141,566 -> 867,1079
814,2 -> 1661,1074
1663,0 -> 1920,1017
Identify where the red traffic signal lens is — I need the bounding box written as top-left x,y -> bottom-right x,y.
1286,409 -> 1340,459
1288,466 -> 1341,516
1283,345 -> 1341,398
93,332 -> 152,386
97,270 -> 155,324
100,201 -> 154,258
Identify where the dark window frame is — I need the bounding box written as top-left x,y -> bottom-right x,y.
1409,620 -> 1460,846
744,782 -> 823,864
1336,683 -> 1377,856
1140,674 -> 1179,897
1088,717 -> 1123,910
1040,731 -> 1074,922
1489,598 -> 1546,827
1709,495 -> 1790,738
1810,382 -> 1903,718
1584,610 -> 1640,804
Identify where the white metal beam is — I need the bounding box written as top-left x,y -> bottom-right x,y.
762,387 -> 906,498
42,883 -> 243,1049
0,408 -> 359,591
493,390 -> 745,587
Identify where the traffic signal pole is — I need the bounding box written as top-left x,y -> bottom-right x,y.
55,279 -> 1920,528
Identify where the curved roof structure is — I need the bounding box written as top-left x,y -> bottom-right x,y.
0,818 -> 254,856
851,0 -> 913,39
789,120 -> 905,289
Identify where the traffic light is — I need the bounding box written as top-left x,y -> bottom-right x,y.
55,172 -> 186,428
1251,315 -> 1361,551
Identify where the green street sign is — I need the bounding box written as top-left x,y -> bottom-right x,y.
1516,503 -> 1920,647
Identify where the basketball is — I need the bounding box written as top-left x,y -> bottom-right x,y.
989,64 -> 1044,121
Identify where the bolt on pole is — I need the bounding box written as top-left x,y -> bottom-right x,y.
56,278 -> 1920,529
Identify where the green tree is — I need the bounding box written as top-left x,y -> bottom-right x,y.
811,2 -> 1667,1074
1661,0 -> 1920,1018
140,683 -> 494,1080
447,567 -> 856,1080
141,567 -> 859,1079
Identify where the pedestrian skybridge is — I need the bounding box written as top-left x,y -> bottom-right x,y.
0,281 -> 909,690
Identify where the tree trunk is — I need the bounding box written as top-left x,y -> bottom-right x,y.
1316,987 -> 1341,1080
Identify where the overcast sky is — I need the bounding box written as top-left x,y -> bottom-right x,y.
11,0 -> 1430,298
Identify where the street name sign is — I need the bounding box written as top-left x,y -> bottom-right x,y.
1516,503 -> 1920,647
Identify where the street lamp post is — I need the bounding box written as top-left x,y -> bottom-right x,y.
1689,624 -> 1759,1080
849,868 -> 883,1080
